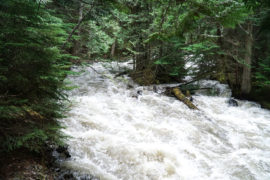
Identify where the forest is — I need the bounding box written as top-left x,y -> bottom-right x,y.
1,0 -> 270,179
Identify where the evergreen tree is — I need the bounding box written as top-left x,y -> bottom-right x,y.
0,0 -> 71,152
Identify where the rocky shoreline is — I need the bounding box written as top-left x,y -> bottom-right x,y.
0,145 -> 97,180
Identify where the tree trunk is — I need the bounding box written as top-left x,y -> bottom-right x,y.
172,88 -> 199,110
72,2 -> 84,55
110,39 -> 116,58
241,22 -> 253,95
135,38 -> 147,71
216,23 -> 228,83
62,4 -> 93,49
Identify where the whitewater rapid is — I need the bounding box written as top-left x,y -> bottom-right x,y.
60,61 -> 270,180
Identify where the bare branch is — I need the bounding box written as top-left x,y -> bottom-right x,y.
238,24 -> 249,35
200,34 -> 223,38
62,5 -> 94,49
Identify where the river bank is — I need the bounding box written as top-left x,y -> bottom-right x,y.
0,146 -> 91,180
0,148 -> 55,179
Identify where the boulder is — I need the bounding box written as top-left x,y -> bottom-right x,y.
56,146 -> 71,159
137,90 -> 142,95
228,98 -> 238,107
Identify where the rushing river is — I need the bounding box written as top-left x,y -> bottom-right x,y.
60,61 -> 270,180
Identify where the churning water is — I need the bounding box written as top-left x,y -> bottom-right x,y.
60,61 -> 270,180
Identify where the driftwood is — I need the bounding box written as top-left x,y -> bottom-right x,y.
164,86 -> 207,96
172,88 -> 199,110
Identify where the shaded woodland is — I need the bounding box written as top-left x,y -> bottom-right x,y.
0,0 -> 270,175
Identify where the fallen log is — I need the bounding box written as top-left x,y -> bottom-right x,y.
172,87 -> 199,110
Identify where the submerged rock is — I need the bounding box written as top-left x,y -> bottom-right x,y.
127,84 -> 134,89
55,170 -> 99,180
153,85 -> 158,93
228,98 -> 238,107
55,145 -> 71,159
131,90 -> 143,99
137,90 -> 142,95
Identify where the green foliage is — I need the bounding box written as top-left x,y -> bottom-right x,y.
51,0 -> 125,59
3,125 -> 65,152
0,0 -> 71,152
255,57 -> 270,87
181,42 -> 219,54
249,1 -> 270,93
83,20 -> 115,56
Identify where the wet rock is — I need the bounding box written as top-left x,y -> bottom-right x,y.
131,95 -> 138,99
56,146 -> 71,159
127,84 -> 134,89
153,85 -> 158,93
131,90 -> 143,99
55,170 -> 99,180
56,170 -> 76,180
55,167 -> 61,172
74,173 -> 99,180
137,90 -> 142,95
228,98 -> 238,107
164,87 -> 174,97
56,146 -> 67,153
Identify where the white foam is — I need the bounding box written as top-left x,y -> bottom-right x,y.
60,61 -> 270,180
